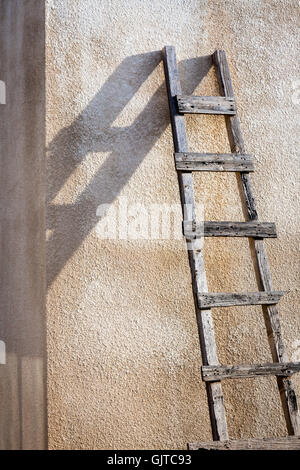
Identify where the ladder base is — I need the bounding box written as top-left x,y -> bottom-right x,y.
188,436 -> 300,450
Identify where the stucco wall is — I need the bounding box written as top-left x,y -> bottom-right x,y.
46,0 -> 300,449
0,0 -> 47,450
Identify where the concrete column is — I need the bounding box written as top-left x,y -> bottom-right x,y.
0,0 -> 47,450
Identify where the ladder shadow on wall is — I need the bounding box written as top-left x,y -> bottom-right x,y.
46,51 -> 212,286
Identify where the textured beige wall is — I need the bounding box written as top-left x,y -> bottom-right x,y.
46,0 -> 300,449
0,0 -> 47,450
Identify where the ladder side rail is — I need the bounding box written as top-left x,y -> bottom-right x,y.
213,50 -> 300,436
163,46 -> 229,441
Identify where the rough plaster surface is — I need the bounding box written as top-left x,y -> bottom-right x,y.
0,0 -> 47,449
46,0 -> 300,449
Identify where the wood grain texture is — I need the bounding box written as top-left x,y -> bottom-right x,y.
175,152 -> 254,171
202,362 -> 300,381
198,291 -> 285,309
163,45 -> 229,441
183,221 -> 276,238
176,95 -> 236,115
188,436 -> 300,450
213,49 -> 300,436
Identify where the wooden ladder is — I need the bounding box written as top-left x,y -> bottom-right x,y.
162,46 -> 300,450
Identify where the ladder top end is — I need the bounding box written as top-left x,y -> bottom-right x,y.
163,45 -> 175,52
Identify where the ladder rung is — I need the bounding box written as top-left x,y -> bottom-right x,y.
176,95 -> 236,115
175,152 -> 254,172
183,221 -> 277,238
188,436 -> 300,450
202,362 -> 300,382
198,291 -> 285,309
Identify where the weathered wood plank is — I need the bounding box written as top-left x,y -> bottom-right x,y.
213,49 -> 300,435
202,362 -> 300,382
198,291 -> 285,309
188,436 -> 300,450
175,152 -> 254,172
176,95 -> 236,115
213,50 -> 257,217
163,45 -> 229,441
183,221 -> 276,238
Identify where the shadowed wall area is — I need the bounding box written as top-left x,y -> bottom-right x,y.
47,52 -> 211,286
0,1 -> 47,449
